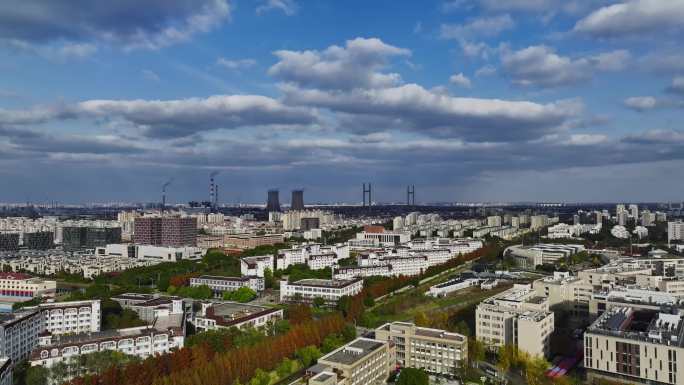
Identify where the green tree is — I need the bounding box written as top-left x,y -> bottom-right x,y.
313,296 -> 326,308
396,368 -> 429,385
25,365 -> 49,385
223,286 -> 257,303
296,345 -> 321,367
264,268 -> 274,289
414,311 -> 430,327
276,358 -> 295,378
468,337 -> 485,367
249,369 -> 270,385
341,324 -> 356,342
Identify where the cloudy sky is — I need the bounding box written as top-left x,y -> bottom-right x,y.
1,0 -> 683,204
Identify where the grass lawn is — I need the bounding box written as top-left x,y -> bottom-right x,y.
363,283 -> 512,328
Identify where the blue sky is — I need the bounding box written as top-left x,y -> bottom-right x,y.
1,0 -> 684,204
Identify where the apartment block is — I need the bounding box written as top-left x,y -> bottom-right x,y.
476,284 -> 554,357
30,300 -> 101,336
375,322 -> 467,376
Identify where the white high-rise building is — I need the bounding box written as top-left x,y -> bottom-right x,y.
393,216 -> 405,231
669,221 -> 684,244
487,216 -> 502,227
629,204 -> 639,220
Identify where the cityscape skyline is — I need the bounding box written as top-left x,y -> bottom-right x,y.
2,0 -> 684,202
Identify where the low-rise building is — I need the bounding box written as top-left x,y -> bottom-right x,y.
0,272 -> 56,303
190,275 -> 264,296
111,293 -> 187,324
224,234 -> 284,249
504,244 -> 585,268
316,338 -> 393,385
280,279 -> 363,305
375,322 -> 467,376
192,302 -> 283,332
29,324 -> 184,369
240,255 -> 274,277
428,277 -> 481,297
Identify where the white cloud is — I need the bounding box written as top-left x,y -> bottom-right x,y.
667,76 -> 684,96
565,134 -> 609,146
0,0 -> 231,51
575,0 -> 684,37
58,43 -> 97,58
475,65 -> 497,77
0,95 -> 318,138
216,58 -> 257,70
624,96 -> 659,111
256,0 -> 298,15
449,73 -> 472,88
441,15 -> 515,40
269,37 -> 410,90
624,96 -> 684,111
281,83 -> 583,142
501,45 -> 629,87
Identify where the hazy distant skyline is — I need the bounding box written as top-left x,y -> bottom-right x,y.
1,0 -> 683,203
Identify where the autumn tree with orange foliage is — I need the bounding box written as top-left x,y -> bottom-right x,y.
67,314 -> 346,385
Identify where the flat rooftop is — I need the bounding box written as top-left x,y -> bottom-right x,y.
320,338 -> 384,366
291,279 -> 360,288
588,307 -> 684,347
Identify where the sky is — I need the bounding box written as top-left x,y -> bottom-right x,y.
1,0 -> 684,204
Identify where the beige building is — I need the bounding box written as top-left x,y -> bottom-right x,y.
476,284 -> 554,357
316,338 -> 393,385
224,234 -> 284,249
585,307 -> 684,385
533,271 -> 592,317
375,322 -> 467,377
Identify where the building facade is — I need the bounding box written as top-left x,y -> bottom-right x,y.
280,279 -> 363,305
375,322 -> 467,376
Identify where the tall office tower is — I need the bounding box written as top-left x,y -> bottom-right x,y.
616,204 -> 626,214
0,233 -> 20,251
62,227 -> 121,251
266,190 -> 281,212
573,214 -> 580,225
291,190 -> 305,211
134,217 -> 197,247
629,204 -> 639,219
23,231 -> 54,250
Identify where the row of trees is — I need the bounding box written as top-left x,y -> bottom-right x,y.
67,313 -> 347,385
336,244 -> 499,325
